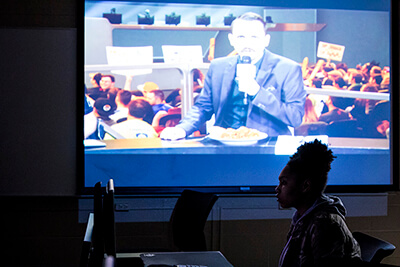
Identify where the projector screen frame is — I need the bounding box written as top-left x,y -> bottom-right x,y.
80,0 -> 399,195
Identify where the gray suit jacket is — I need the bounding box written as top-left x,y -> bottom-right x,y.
179,50 -> 306,136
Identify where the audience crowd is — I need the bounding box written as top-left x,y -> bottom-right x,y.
84,60 -> 390,140
301,60 -> 390,138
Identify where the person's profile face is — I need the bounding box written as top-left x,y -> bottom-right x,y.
100,77 -> 113,90
229,19 -> 270,63
275,165 -> 304,209
146,92 -> 157,105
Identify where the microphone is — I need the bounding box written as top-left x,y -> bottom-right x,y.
236,56 -> 256,104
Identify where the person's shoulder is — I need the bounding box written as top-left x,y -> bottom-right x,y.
111,119 -> 128,128
307,209 -> 346,232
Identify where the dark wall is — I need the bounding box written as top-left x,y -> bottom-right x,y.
0,1 -> 399,267
0,1 -> 80,196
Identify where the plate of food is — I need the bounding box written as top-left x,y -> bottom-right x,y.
207,126 -> 268,146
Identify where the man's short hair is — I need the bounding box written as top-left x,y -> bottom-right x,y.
312,78 -> 322,88
117,90 -> 132,106
323,63 -> 335,73
336,62 -> 348,73
231,12 -> 267,34
323,79 -> 334,86
330,95 -> 348,109
334,77 -> 346,88
353,73 -> 363,84
370,66 -> 382,75
131,90 -> 144,97
372,75 -> 383,85
287,140 -> 336,194
93,73 -> 102,86
101,74 -> 115,83
149,90 -> 165,101
361,84 -> 379,93
193,68 -> 205,83
128,98 -> 153,119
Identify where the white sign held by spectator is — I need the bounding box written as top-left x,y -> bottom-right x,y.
317,41 -> 345,62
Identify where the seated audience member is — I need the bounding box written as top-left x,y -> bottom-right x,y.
165,88 -> 182,107
86,72 -> 106,101
379,74 -> 390,92
347,72 -> 363,92
90,72 -> 102,88
84,93 -> 97,139
351,84 -> 379,120
307,78 -> 328,117
138,81 -> 159,98
100,74 -> 121,102
366,99 -> 390,138
193,68 -> 205,92
361,60 -> 380,82
276,140 -> 361,267
327,70 -> 343,82
333,76 -> 347,90
332,77 -> 354,110
88,98 -> 117,139
336,62 -> 348,73
166,69 -> 205,107
110,90 -> 132,123
350,84 -> 381,137
369,65 -> 382,78
321,62 -> 335,77
142,98 -> 155,125
152,107 -> 182,127
318,78 -> 334,115
318,94 -> 351,124
369,69 -> 383,88
302,96 -> 319,123
322,78 -> 334,87
146,89 -> 173,115
131,89 -> 144,97
105,98 -> 158,139
93,98 -> 117,124
376,120 -> 390,139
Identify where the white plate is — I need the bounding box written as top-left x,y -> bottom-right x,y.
208,132 -> 268,146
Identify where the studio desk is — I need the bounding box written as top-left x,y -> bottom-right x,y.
84,136 -> 390,190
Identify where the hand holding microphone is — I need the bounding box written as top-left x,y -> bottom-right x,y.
236,56 -> 260,98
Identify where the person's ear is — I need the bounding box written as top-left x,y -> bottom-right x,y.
228,33 -> 235,47
264,34 -> 271,48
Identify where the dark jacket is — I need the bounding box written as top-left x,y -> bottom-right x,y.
177,49 -> 306,137
279,194 -> 361,267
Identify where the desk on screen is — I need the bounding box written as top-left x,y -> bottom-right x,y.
84,137 -> 390,188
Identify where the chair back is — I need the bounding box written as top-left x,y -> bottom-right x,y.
170,190 -> 218,251
90,182 -> 105,267
159,107 -> 182,127
103,255 -> 116,267
104,179 -> 116,257
353,231 -> 396,263
79,213 -> 94,267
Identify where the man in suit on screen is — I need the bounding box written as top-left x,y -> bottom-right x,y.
161,12 -> 306,140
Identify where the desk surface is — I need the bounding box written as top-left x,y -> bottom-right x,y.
140,251 -> 234,267
85,136 -> 389,155
84,136 -> 390,188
